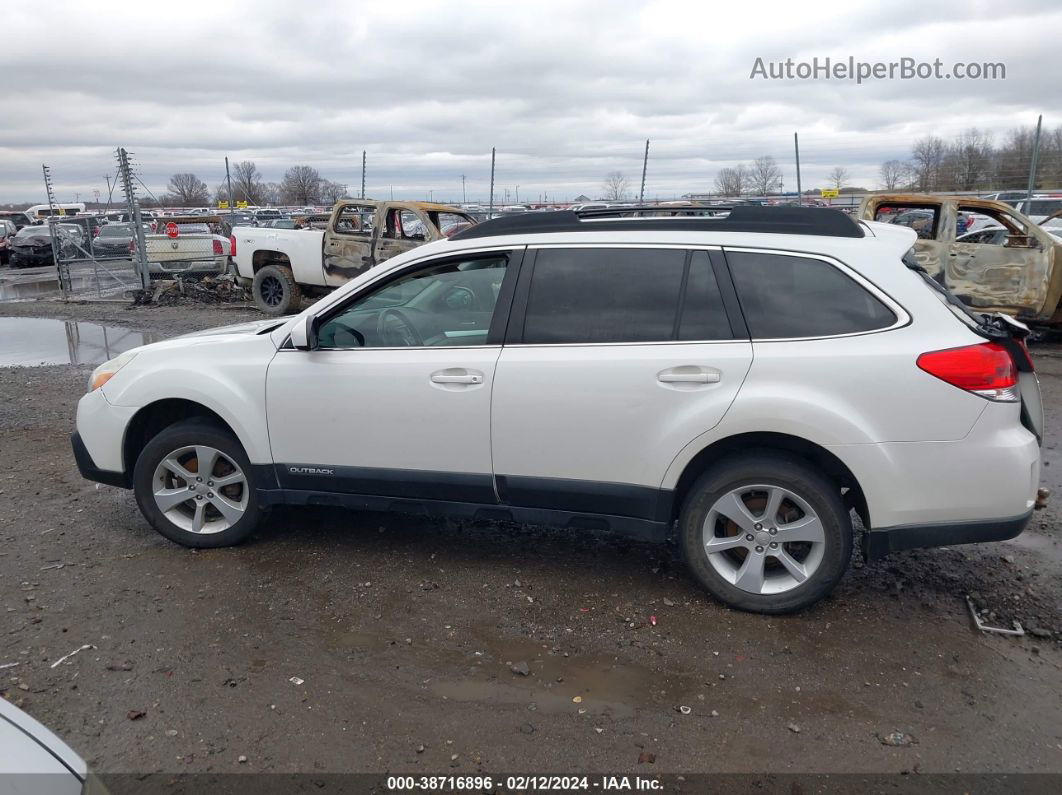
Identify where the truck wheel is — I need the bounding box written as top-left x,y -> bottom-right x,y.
253,264 -> 301,315
679,451 -> 852,614
133,418 -> 262,548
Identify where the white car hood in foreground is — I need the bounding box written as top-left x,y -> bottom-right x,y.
0,697 -> 86,782
178,316 -> 291,339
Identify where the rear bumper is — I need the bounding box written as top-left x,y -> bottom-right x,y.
71,431 -> 129,488
862,509 -> 1032,561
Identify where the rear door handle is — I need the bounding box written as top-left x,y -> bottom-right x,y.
431,372 -> 483,384
658,371 -> 720,384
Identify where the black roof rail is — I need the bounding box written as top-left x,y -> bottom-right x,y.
450,205 -> 864,240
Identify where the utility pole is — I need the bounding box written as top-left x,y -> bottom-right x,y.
224,156 -> 235,224
390,185 -> 394,200
515,185 -> 520,203
488,147 -> 496,215
794,132 -> 803,206
1025,114 -> 1043,203
361,150 -> 366,199
104,173 -> 115,209
639,139 -> 649,203
461,175 -> 466,204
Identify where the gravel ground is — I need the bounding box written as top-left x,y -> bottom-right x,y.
0,297 -> 1059,776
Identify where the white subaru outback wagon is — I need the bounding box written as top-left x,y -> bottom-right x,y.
72,206 -> 1044,613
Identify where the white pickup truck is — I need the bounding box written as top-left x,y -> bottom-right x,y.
231,199 -> 476,314
134,216 -> 230,279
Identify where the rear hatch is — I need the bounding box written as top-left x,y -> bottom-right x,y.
904,249 -> 1044,443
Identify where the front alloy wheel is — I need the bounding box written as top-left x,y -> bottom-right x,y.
151,445 -> 248,534
133,418 -> 262,548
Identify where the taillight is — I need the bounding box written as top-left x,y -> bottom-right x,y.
212,239 -> 224,255
229,234 -> 236,257
917,342 -> 1018,401
128,240 -> 136,254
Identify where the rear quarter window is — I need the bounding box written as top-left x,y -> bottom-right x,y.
727,251 -> 896,339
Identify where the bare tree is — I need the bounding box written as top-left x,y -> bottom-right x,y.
261,182 -> 282,206
944,128 -> 993,191
747,156 -> 782,197
213,183 -> 230,206
713,165 -> 749,196
601,171 -> 630,201
827,166 -> 850,192
165,173 -> 209,206
878,160 -> 907,190
911,135 -> 946,191
320,180 -> 348,204
281,165 -> 322,205
231,161 -> 265,205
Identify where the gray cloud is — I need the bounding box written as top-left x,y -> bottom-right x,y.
0,0 -> 1056,203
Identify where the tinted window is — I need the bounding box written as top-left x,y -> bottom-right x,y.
728,251 -> 896,338
679,252 -> 732,340
523,248 -> 687,344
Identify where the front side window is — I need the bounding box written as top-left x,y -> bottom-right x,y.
728,251 -> 896,339
316,254 -> 510,349
521,248 -> 731,344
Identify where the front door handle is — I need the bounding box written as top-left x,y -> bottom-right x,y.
658,371 -> 721,384
431,372 -> 483,385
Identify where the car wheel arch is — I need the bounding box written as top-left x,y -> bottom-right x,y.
667,431 -> 870,530
122,398 -> 252,480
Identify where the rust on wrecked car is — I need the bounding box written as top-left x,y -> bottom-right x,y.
859,194 -> 1062,324
321,200 -> 474,286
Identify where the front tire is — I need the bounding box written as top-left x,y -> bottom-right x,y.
252,263 -> 301,315
679,452 -> 852,614
133,419 -> 262,548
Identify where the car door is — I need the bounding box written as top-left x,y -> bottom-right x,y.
265,248 -> 520,504
375,208 -> 428,264
323,203 -> 376,287
947,202 -> 1060,320
490,246 -> 753,522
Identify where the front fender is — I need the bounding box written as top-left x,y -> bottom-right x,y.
102,336 -> 275,465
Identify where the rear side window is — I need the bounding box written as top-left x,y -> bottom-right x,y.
522,248 -> 732,344
728,251 -> 896,339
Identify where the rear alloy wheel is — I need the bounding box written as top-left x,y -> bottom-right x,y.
133,419 -> 262,547
252,263 -> 301,316
680,452 -> 851,613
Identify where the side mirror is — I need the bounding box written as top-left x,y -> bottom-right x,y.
289,315 -> 317,350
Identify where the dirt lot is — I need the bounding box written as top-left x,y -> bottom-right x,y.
0,298 -> 1060,776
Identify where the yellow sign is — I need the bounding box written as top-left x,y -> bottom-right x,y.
218,201 -> 229,209
820,188 -> 839,199
236,201 -> 249,208
57,208 -> 66,215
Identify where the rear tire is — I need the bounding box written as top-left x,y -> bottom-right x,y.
679,451 -> 852,614
133,419 -> 262,548
252,263 -> 301,315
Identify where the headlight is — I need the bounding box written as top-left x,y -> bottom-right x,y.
88,351 -> 138,393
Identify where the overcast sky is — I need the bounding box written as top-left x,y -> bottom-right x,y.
0,0 -> 1056,205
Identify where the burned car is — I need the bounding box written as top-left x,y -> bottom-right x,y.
8,223 -> 84,268
860,194 -> 1062,326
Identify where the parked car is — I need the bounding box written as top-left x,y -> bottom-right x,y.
254,208 -> 283,224
133,218 -> 228,278
1014,196 -> 1062,224
72,206 -> 1042,614
259,219 -> 297,229
0,697 -> 97,794
0,218 -> 16,264
8,223 -> 83,267
232,199 -> 477,314
92,222 -> 152,258
860,194 -> 1062,327
0,210 -> 33,230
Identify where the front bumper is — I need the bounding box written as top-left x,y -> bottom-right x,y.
71,431 -> 129,488
862,509 -> 1032,561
